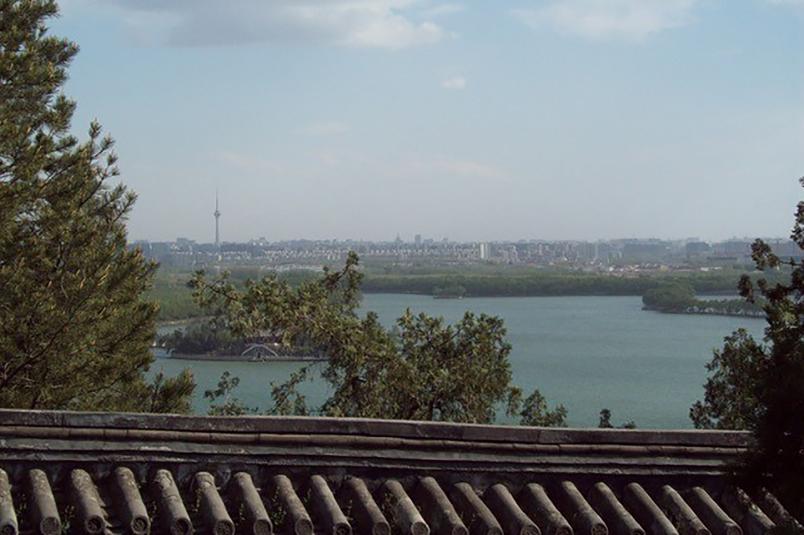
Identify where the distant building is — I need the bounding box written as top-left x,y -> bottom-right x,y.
479,242 -> 490,260
685,241 -> 711,258
769,239 -> 804,262
713,241 -> 752,264
622,241 -> 670,262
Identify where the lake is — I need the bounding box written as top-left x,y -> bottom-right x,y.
152,294 -> 764,428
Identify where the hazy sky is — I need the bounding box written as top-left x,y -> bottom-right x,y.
53,0 -> 804,243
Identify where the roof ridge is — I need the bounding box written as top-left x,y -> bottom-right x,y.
0,409 -> 751,448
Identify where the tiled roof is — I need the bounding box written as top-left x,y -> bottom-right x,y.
0,410 -> 799,535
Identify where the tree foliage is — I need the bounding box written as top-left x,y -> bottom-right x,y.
192,252 -> 565,424
517,390 -> 568,427
149,265 -> 759,323
598,408 -> 636,429
642,284 -> 696,312
204,371 -> 253,416
145,369 -> 196,414
0,0 -> 194,411
643,283 -> 761,317
160,322 -> 241,356
689,330 -> 765,430
362,270 -> 747,298
691,178 -> 804,517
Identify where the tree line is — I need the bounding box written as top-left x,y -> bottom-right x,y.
150,268 -> 755,321
642,284 -> 763,317
363,271 -> 746,297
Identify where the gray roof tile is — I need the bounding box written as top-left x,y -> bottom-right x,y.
0,410 -> 797,535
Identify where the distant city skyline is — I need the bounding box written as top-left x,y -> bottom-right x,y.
148,191 -> 793,244
141,189 -> 793,245
137,233 -> 802,274
141,230 -> 792,246
53,1 -> 804,243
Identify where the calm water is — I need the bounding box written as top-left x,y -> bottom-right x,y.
152,294 -> 764,428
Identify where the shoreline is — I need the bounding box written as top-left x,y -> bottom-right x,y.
362,290 -> 742,299
159,353 -> 327,362
642,306 -> 764,319
156,293 -> 750,324
156,316 -> 210,327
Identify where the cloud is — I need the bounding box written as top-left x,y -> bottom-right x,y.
441,76 -> 467,90
104,0 -> 452,49
314,149 -> 349,167
766,0 -> 804,5
436,158 -> 502,179
512,0 -> 701,41
301,122 -> 351,136
421,4 -> 465,18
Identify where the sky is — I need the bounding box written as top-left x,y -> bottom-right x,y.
52,0 -> 804,243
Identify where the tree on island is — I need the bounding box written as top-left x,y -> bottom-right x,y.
642,284 -> 696,312
691,178 -> 804,518
643,283 -> 762,317
0,0 -> 194,412
192,252 -> 567,425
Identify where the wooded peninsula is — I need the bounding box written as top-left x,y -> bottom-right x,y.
150,266 -> 767,321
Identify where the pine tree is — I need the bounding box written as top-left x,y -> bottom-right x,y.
0,0 -> 194,411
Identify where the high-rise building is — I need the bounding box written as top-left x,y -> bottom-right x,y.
214,191 -> 221,248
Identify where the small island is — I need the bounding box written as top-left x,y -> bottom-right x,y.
642,284 -> 763,318
157,322 -> 326,362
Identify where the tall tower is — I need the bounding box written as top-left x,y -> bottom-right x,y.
214,191 -> 221,248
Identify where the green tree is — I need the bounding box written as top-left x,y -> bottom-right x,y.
0,0 -> 194,411
160,321 -> 242,355
689,330 -> 764,430
691,178 -> 804,517
599,409 -> 613,428
641,283 -> 696,312
204,371 -> 252,416
145,369 -> 196,414
598,408 -> 636,429
191,253 -> 566,424
517,390 -> 567,427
